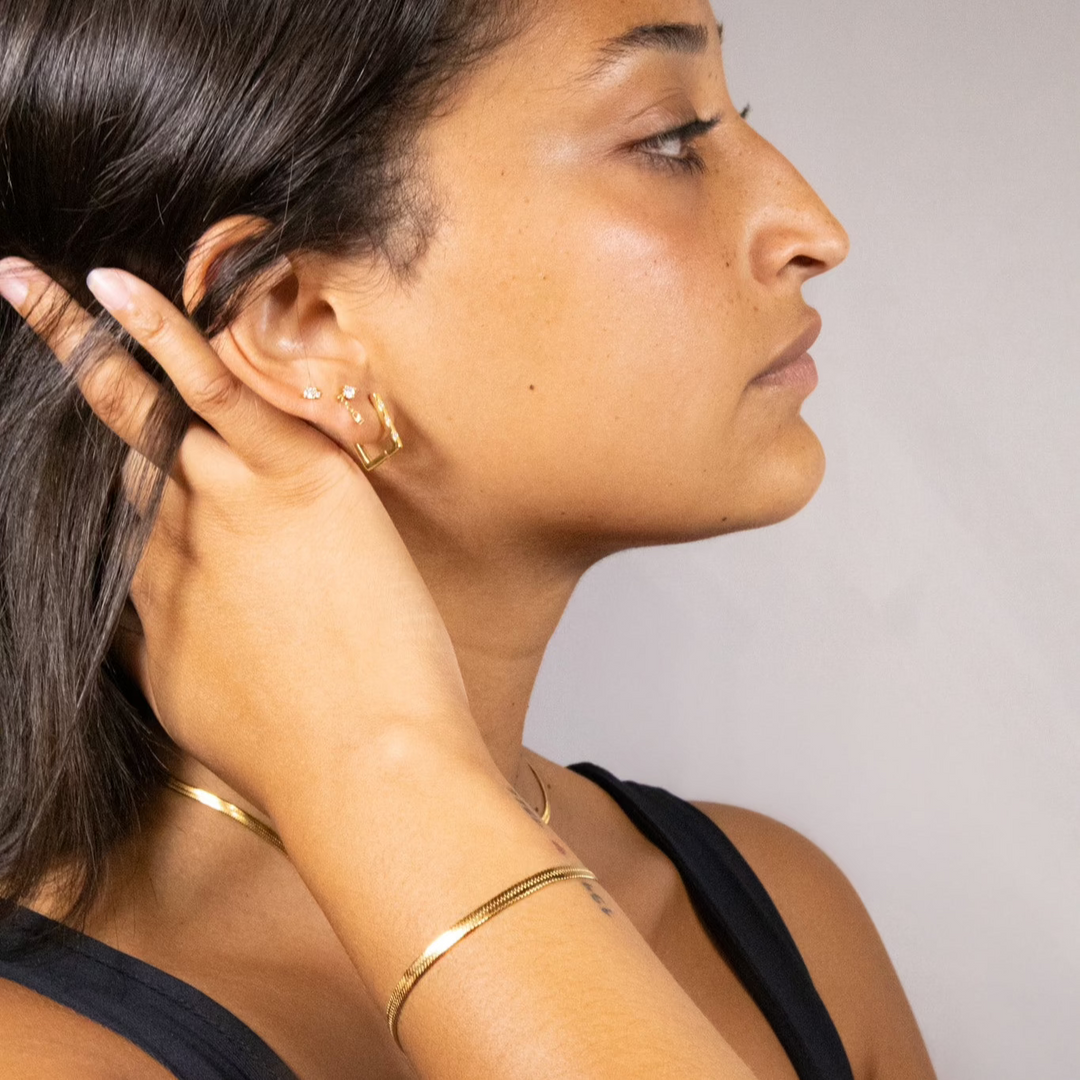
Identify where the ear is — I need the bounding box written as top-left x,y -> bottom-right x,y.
181,216 -> 393,458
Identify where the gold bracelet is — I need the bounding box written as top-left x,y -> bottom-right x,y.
386,864 -> 598,1049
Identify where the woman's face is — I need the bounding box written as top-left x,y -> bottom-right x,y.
339,0 -> 849,556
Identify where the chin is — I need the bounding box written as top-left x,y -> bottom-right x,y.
698,420 -> 827,539
588,422 -> 827,549
749,420 -> 826,528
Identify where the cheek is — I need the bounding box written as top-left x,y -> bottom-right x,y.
490,184 -> 755,449
402,170 -> 798,530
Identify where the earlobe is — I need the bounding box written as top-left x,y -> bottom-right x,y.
352,391 -> 404,472
296,384 -> 405,472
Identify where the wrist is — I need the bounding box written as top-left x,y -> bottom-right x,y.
260,710 -> 499,834
258,718 -> 575,997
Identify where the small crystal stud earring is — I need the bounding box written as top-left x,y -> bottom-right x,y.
302,386 -> 323,400
336,385 -> 364,425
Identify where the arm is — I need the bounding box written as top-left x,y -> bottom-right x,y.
274,731 -> 759,1080
3,261 -> 758,1080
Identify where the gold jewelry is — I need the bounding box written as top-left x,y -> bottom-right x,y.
386,865 -> 597,1049
524,760 -> 551,825
302,386 -> 323,400
163,775 -> 286,855
162,765 -> 549,856
335,385 -> 365,425
356,391 -> 403,472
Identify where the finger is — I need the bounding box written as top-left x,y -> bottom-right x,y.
0,258 -> 166,454
85,267 -> 297,470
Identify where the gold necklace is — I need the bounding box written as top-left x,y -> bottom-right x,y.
163,775 -> 288,853
163,760 -> 551,854
524,760 -> 552,826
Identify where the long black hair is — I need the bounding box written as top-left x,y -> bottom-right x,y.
0,0 -> 527,929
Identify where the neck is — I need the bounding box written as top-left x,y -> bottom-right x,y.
166,534 -> 594,826
90,523 -> 598,949
401,524 -> 593,799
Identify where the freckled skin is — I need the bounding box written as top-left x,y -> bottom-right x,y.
340,0 -> 848,560
0,4 -> 876,1080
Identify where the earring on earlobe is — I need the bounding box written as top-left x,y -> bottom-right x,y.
335,385 -> 365,425
302,386 -> 323,400
355,391 -> 403,472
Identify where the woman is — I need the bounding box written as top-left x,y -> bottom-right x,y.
0,0 -> 938,1077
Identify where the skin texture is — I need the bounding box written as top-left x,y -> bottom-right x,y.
0,0 -> 940,1077
214,0 -> 847,788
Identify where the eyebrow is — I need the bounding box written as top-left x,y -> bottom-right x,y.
579,20 -> 723,83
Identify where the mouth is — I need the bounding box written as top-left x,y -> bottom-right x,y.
749,311 -> 823,390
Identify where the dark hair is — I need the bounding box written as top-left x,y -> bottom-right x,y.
0,0 -> 528,929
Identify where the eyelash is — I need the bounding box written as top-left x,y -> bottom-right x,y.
634,104 -> 750,175
635,114 -> 723,175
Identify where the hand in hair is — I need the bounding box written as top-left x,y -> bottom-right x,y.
0,262 -> 764,1079
0,259 -> 480,810
0,256 -> 769,1079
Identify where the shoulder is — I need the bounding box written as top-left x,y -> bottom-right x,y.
691,803 -> 867,933
690,802 -> 938,1080
0,977 -> 173,1079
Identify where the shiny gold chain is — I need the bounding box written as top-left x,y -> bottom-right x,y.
164,759 -> 550,856
386,865 -> 597,1048
524,760 -> 551,825
163,775 -> 287,854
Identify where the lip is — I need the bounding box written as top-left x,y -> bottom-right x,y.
750,311 -> 823,386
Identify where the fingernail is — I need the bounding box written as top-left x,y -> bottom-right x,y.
86,268 -> 133,312
0,259 -> 33,308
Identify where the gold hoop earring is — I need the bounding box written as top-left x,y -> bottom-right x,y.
356,392 -> 403,472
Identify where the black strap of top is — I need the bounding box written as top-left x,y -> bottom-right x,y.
567,761 -> 854,1080
0,764 -> 852,1080
0,907 -> 298,1080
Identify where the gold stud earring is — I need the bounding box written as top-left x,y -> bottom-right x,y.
335,386 -> 365,425
302,386 -> 323,400
356,392 -> 403,472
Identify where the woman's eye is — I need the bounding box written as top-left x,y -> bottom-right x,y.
635,115 -> 722,175
648,131 -> 695,160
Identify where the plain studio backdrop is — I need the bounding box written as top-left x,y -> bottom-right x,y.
525,2 -> 1080,1078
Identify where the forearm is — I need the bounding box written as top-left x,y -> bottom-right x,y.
266,723 -> 757,1080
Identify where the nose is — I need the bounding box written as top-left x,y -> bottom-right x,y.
741,129 -> 850,289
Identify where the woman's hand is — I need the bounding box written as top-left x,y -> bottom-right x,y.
0,260 -> 480,808
0,259 -> 764,1080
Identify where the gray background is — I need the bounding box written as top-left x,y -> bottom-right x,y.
525,2 -> 1080,1077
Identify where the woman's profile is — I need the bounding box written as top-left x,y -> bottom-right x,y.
0,0 -> 938,1078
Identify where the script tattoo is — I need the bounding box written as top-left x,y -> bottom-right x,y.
507,782 -> 545,826
581,879 -> 614,917
503,780 -> 575,862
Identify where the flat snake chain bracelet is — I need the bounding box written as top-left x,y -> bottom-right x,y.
386,864 -> 598,1050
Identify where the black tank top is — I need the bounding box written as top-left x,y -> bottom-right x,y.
0,762 -> 854,1080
